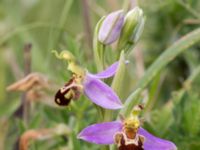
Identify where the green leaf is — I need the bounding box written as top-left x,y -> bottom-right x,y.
103,51 -> 127,121
119,88 -> 142,117
148,102 -> 174,136
29,113 -> 42,129
111,51 -> 126,100
0,98 -> 20,118
182,93 -> 200,136
121,27 -> 200,116
71,131 -> 81,150
135,28 -> 200,90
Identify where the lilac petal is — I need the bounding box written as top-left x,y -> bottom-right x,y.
78,121 -> 123,144
138,128 -> 177,150
90,62 -> 119,79
83,75 -> 123,109
98,10 -> 125,44
90,61 -> 129,79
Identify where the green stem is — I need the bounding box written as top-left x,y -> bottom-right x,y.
53,0 -> 73,46
93,17 -> 106,71
123,0 -> 131,12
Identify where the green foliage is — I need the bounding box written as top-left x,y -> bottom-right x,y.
0,0 -> 200,149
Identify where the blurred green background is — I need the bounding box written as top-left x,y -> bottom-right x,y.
0,0 -> 200,149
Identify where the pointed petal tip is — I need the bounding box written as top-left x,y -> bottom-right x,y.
172,144 -> 177,150
90,60 -> 129,79
77,133 -> 88,143
111,103 -> 123,110
169,141 -> 177,150
77,133 -> 82,139
90,62 -> 119,79
94,100 -> 123,110
77,129 -> 88,141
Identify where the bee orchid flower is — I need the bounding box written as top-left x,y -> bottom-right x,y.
78,106 -> 177,150
53,50 -> 124,110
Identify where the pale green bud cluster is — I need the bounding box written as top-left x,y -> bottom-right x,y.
95,7 -> 144,54
117,7 -> 145,51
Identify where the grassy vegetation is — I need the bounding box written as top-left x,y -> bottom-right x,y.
0,0 -> 200,149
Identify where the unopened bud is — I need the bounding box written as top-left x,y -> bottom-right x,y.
117,7 -> 144,50
98,10 -> 125,45
131,16 -> 145,43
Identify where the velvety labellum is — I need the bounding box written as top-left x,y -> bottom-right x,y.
115,132 -> 144,150
55,77 -> 80,106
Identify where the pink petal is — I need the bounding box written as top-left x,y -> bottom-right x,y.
138,128 -> 177,150
83,74 -> 123,109
90,62 -> 119,79
90,61 -> 129,79
78,121 -> 123,144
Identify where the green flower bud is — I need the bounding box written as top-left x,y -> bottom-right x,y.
131,16 -> 145,43
117,7 -> 144,51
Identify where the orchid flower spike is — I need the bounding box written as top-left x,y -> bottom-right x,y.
53,50 -> 124,109
78,105 -> 177,150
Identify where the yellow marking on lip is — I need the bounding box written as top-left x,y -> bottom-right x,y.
64,89 -> 74,99
56,98 -> 61,104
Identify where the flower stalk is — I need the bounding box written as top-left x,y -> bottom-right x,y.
93,17 -> 106,71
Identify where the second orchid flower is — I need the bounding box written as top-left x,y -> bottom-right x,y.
78,106 -> 177,150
